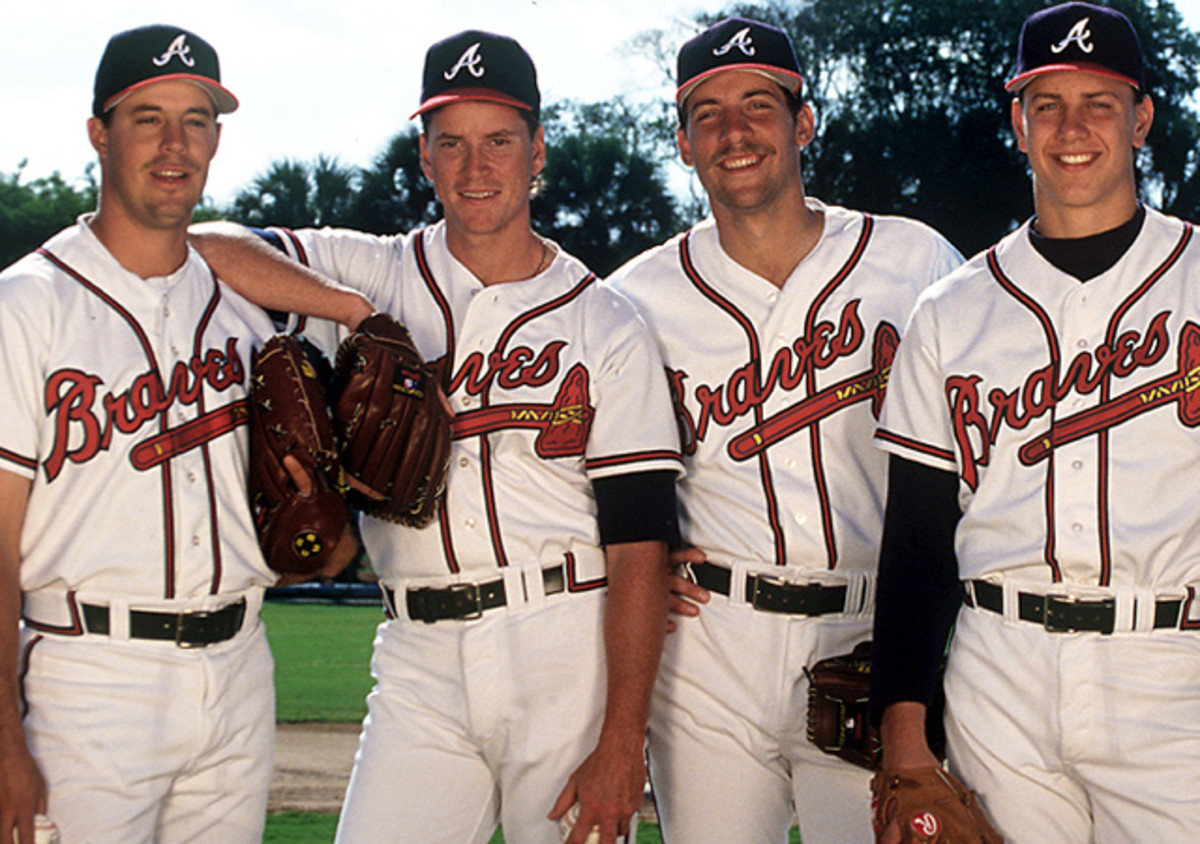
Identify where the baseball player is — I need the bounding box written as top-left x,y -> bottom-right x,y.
871,3 -> 1200,841
191,30 -> 683,844
0,25 -> 360,844
606,17 -> 962,844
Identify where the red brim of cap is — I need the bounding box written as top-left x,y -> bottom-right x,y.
410,88 -> 535,120
1005,62 -> 1140,93
676,65 -> 803,106
103,74 -> 239,115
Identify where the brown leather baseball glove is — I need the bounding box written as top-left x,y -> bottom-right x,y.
871,766 -> 1003,843
806,641 -> 881,769
332,313 -> 452,526
248,335 -> 349,574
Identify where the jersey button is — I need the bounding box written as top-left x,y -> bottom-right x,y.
458,457 -> 469,468
1071,460 -> 1083,470
465,518 -> 476,529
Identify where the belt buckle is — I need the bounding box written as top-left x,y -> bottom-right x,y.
174,610 -> 211,649
749,574 -> 802,611
1043,593 -> 1114,634
447,582 -> 484,621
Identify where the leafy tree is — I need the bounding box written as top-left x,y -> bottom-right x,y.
229,155 -> 358,229
346,126 -> 440,235
534,99 -> 683,275
0,164 -> 95,270
704,0 -> 1200,255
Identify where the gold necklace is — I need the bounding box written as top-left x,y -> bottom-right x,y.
533,238 -> 551,276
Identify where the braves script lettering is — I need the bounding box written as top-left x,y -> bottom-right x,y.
43,338 -> 244,481
670,300 -> 866,445
947,311 -> 1171,488
449,341 -> 566,397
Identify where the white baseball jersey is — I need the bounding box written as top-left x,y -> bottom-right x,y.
611,201 -> 963,575
267,221 -> 683,586
876,207 -> 1200,841
1,216 -> 277,844
263,220 -> 681,844
0,217 -> 276,599
609,200 -> 962,844
877,207 -> 1200,591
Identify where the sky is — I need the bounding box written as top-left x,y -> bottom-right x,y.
3,0 -> 1200,207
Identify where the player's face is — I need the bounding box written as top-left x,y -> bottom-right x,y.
420,101 -> 545,243
87,80 -> 220,234
1012,71 -> 1153,237
678,70 -> 812,216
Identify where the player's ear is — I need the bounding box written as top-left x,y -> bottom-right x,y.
418,134 -> 433,182
1132,94 -> 1153,149
795,103 -> 815,150
87,116 -> 108,157
1010,97 -> 1028,153
530,124 -> 546,177
677,127 -> 694,167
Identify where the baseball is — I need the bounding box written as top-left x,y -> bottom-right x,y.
11,815 -> 60,844
557,803 -> 601,844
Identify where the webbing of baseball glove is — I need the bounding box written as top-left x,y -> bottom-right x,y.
248,335 -> 349,574
332,313 -> 452,526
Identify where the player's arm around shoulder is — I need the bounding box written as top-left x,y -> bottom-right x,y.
0,469 -> 47,844
189,221 -> 374,329
551,539 -> 672,844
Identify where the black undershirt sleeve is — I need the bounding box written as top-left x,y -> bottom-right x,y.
592,470 -> 680,547
869,455 -> 964,725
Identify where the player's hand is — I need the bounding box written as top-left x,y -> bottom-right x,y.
274,456 -> 360,586
665,546 -> 710,632
0,729 -> 47,844
548,737 -> 645,844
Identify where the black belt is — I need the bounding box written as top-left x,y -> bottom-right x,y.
81,599 -> 247,647
966,580 -> 1183,634
390,565 -> 566,623
690,562 -> 848,616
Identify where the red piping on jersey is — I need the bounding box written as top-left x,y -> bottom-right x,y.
678,232 -> 786,566
193,271 -> 225,595
874,428 -> 957,462
986,247 -> 1064,581
478,273 -> 598,567
273,228 -> 311,333
22,591 -> 85,636
564,552 -> 607,593
414,229 -> 457,393
414,228 -> 462,572
1094,222 -> 1191,585
677,215 -> 875,569
0,446 -> 37,472
18,635 -> 40,717
803,214 -> 874,569
586,449 -> 682,471
36,248 -> 182,597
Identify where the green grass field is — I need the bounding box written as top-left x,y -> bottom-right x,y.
262,601 -> 801,843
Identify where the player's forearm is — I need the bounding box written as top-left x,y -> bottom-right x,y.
189,222 -> 373,329
597,540 -> 671,751
879,702 -> 941,770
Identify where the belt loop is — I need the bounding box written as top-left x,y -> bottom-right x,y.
1000,580 -> 1021,625
1129,588 -> 1157,634
108,598 -> 130,641
728,561 -> 747,604
843,574 -> 863,615
514,567 -> 540,609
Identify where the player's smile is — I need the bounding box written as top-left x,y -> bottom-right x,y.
678,70 -> 812,216
421,100 -> 544,244
1013,70 -> 1152,237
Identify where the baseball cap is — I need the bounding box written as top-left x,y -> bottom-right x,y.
1006,2 -> 1145,93
411,30 -> 540,120
93,24 -> 238,117
676,17 -> 803,107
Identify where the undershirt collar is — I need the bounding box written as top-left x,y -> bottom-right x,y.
1028,205 -> 1146,281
